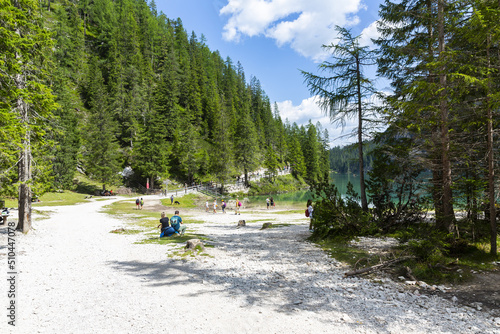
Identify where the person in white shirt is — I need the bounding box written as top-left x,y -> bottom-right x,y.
307,199 -> 314,232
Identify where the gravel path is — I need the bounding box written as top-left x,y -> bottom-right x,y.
2,195 -> 499,333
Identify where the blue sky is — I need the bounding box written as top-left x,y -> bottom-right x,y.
156,0 -> 385,146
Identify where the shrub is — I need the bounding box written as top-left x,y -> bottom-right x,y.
310,181 -> 373,241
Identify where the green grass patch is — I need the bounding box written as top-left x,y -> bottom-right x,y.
403,240 -> 498,284
73,174 -> 125,195
319,239 -> 375,268
246,218 -> 277,223
1,174 -> 128,209
168,244 -> 213,258
183,220 -> 206,224
110,228 -> 143,235
136,232 -> 209,245
102,200 -> 204,229
2,198 -> 17,209
33,209 -> 53,221
31,191 -> 90,207
160,193 -> 208,209
267,223 -> 292,229
318,237 -> 499,285
102,200 -> 159,218
272,209 -> 304,215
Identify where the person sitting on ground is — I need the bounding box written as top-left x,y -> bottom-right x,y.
157,212 -> 177,237
170,210 -> 186,235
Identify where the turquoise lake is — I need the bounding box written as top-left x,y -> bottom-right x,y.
247,173 -> 362,204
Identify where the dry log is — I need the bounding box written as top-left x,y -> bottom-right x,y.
406,266 -> 418,281
344,256 -> 415,277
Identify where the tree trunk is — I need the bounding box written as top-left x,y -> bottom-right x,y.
486,36 -> 497,255
17,74 -> 32,233
437,0 -> 454,232
427,0 -> 445,230
356,56 -> 368,211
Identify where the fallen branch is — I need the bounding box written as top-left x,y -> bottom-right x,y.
406,266 -> 418,282
354,257 -> 369,269
344,256 -> 416,277
433,263 -> 455,271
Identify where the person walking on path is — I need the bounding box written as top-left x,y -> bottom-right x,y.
205,201 -> 209,212
235,198 -> 241,215
170,210 -> 186,235
135,198 -> 140,210
170,194 -> 174,205
140,198 -> 144,210
221,200 -> 226,214
266,197 -> 270,209
213,199 -> 217,214
307,199 -> 314,232
157,212 -> 177,237
270,197 -> 274,209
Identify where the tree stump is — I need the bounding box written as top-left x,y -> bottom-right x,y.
185,239 -> 204,251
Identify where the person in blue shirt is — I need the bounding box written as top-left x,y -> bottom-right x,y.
157,212 -> 177,237
170,210 -> 186,235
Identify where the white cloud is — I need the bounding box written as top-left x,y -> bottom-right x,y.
277,97 -> 357,147
359,20 -> 380,48
220,0 -> 363,61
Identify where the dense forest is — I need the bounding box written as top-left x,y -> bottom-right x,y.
0,0 -> 330,204
306,0 -> 500,257
329,142 -> 375,174
2,0 -> 499,257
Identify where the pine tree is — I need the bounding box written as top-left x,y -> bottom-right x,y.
301,26 -> 376,209
0,0 -> 57,232
234,107 -> 260,186
49,3 -> 86,189
83,57 -> 122,189
302,122 -> 321,184
376,0 -> 464,231
287,136 -> 307,180
264,146 -> 280,182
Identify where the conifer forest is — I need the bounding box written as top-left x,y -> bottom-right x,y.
1,0 -> 499,255
0,0 -> 330,196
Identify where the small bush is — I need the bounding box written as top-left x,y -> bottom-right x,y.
309,181 -> 374,241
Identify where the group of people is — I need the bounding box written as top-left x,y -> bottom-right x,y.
266,197 -> 276,209
206,198 -> 242,215
135,198 -> 144,209
158,210 -> 186,237
148,193 -> 313,238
